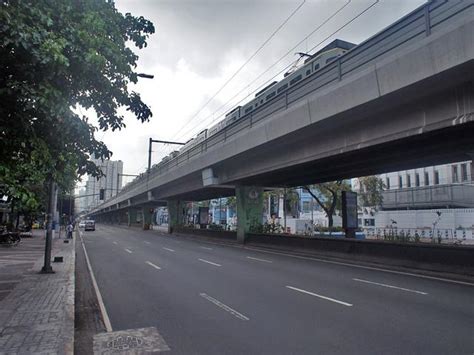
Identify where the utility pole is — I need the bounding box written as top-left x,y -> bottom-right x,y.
41,178 -> 56,274
147,138 -> 185,173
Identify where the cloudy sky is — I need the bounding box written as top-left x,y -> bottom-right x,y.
88,0 -> 426,186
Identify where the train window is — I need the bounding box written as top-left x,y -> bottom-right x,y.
290,74 -> 302,86
326,56 -> 337,64
277,84 -> 288,93
265,92 -> 276,100
245,106 -> 253,114
314,63 -> 320,71
306,69 -> 311,76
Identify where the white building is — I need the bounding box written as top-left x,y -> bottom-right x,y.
85,158 -> 123,210
355,160 -> 474,239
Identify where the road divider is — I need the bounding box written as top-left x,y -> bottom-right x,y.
199,293 -> 249,321
286,285 -> 353,307
198,258 -> 221,267
145,261 -> 161,270
352,278 -> 428,295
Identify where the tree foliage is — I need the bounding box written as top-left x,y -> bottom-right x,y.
0,0 -> 155,213
302,181 -> 351,227
358,176 -> 385,208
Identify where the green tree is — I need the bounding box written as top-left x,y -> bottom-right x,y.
302,180 -> 351,228
0,0 -> 155,203
358,176 -> 385,208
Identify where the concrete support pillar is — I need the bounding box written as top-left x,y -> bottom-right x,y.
142,207 -> 153,230
167,200 -> 184,234
128,208 -> 137,227
236,186 -> 264,243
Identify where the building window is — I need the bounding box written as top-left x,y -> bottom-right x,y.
424,172 -> 429,186
314,63 -> 320,71
306,69 -> 311,76
434,170 -> 440,185
461,163 -> 468,182
406,174 -> 411,188
302,201 -> 310,213
364,218 -> 375,227
415,173 -> 420,187
386,177 -> 390,189
452,165 -> 459,183
398,176 -> 403,188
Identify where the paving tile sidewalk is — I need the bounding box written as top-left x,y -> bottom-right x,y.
0,233 -> 75,354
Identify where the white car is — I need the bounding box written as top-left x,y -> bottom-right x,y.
78,221 -> 86,228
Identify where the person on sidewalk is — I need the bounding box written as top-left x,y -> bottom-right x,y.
66,223 -> 74,239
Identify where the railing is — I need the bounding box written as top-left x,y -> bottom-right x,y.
93,0 -> 473,213
382,184 -> 474,209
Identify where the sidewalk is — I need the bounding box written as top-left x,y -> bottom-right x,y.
0,231 -> 75,354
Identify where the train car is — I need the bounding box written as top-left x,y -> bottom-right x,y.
179,138 -> 195,154
208,120 -> 226,137
181,39 -> 357,157
224,106 -> 241,127
194,129 -> 208,144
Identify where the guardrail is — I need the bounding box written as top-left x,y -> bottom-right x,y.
92,0 -> 473,213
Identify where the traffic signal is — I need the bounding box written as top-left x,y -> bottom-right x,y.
99,189 -> 105,200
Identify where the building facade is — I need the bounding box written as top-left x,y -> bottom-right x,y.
85,158 -> 123,211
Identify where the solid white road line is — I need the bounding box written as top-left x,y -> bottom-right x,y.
353,278 -> 428,295
80,235 -> 113,332
145,261 -> 161,270
144,241 -> 151,245
246,256 -> 272,263
200,246 -> 213,250
286,286 -> 353,307
198,258 -> 221,267
163,247 -> 175,252
199,293 -> 249,321
124,248 -> 132,254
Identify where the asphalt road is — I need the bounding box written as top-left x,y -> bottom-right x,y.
81,224 -> 474,355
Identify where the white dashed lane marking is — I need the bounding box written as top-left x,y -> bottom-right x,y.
246,256 -> 272,263
353,278 -> 428,295
198,259 -> 221,267
145,261 -> 161,270
124,248 -> 133,254
286,286 -> 353,307
200,293 -> 249,321
163,247 -> 175,252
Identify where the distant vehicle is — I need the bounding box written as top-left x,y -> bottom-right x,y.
78,221 -> 86,229
84,220 -> 95,231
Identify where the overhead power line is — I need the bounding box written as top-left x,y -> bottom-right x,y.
175,0 -> 354,139
170,0 -> 307,140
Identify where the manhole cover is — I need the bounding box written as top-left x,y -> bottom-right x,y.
93,327 -> 170,353
107,335 -> 143,350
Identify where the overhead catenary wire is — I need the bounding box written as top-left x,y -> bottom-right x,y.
174,0 -> 355,140
169,0 -> 307,141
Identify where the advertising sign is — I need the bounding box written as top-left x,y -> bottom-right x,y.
342,191 -> 358,229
